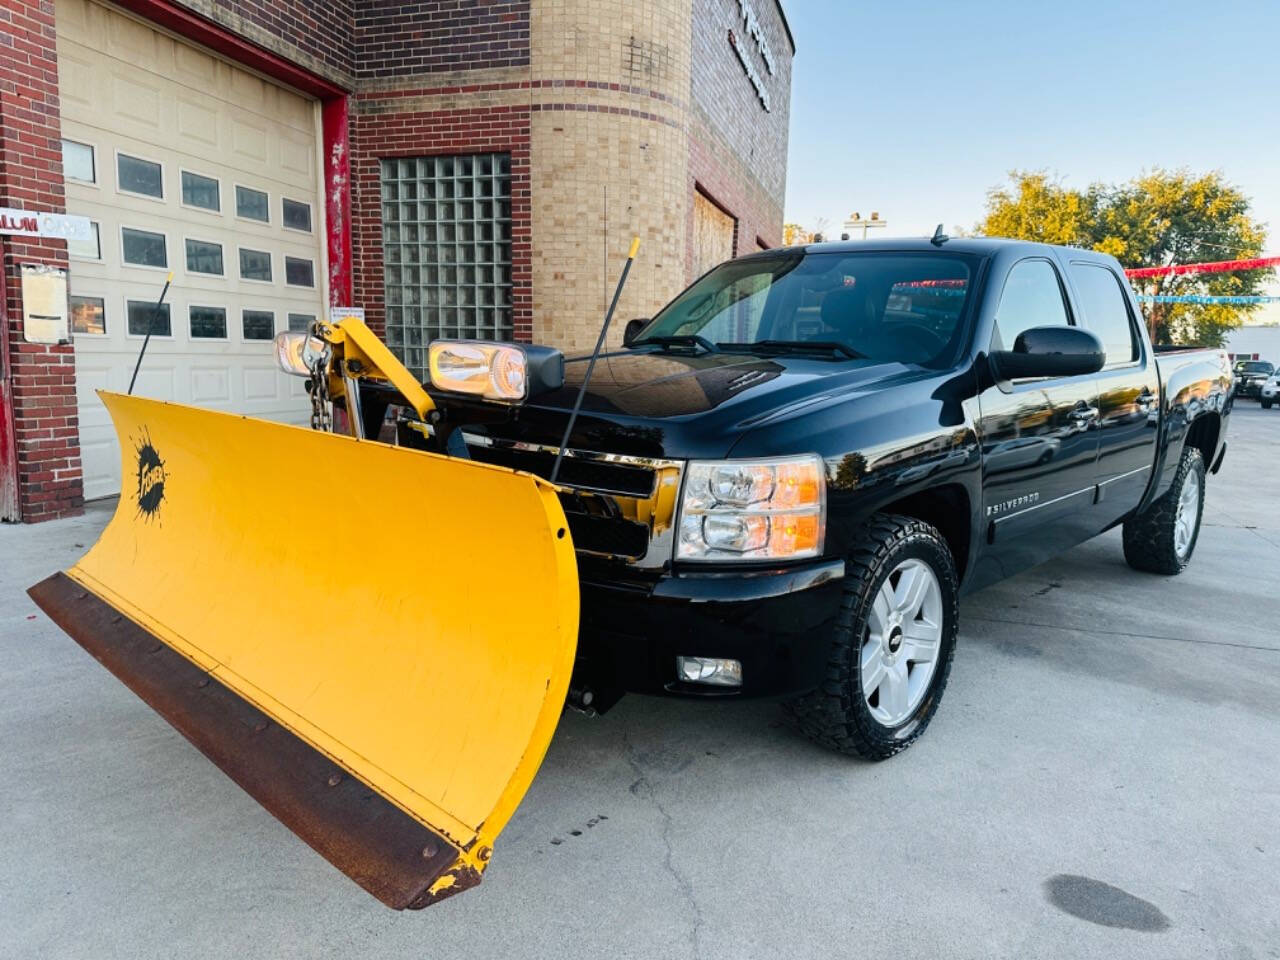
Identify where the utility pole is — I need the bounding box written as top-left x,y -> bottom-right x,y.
842,211 -> 887,240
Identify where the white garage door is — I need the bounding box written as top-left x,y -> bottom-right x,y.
57,0 -> 323,499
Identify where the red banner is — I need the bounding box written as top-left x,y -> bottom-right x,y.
1124,256 -> 1280,279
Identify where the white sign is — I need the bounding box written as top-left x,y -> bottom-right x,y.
329,306 -> 365,327
735,0 -> 776,75
21,263 -> 69,345
729,29 -> 771,112
0,207 -> 93,246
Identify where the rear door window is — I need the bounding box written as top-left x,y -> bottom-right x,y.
1069,263 -> 1140,366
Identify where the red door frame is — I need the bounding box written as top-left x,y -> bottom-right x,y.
111,0 -> 354,306
0,237 -> 20,520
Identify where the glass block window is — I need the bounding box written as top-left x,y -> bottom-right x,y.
380,153 -> 514,379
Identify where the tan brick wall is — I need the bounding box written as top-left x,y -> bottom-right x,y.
529,0 -> 694,354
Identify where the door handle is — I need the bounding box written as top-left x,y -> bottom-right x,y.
1068,404 -> 1099,422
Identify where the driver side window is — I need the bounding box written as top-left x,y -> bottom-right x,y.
993,259 -> 1071,351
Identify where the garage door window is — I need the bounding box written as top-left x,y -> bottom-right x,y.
62,140 -> 96,183
185,239 -> 224,276
190,305 -> 227,339
236,185 -> 269,223
71,295 -> 106,335
127,300 -> 171,337
68,222 -> 101,261
288,313 -> 315,332
242,310 -> 275,341
181,171 -> 220,212
122,227 -> 167,268
239,248 -> 272,282
380,153 -> 514,378
117,153 -> 163,199
282,198 -> 312,232
285,256 -> 314,288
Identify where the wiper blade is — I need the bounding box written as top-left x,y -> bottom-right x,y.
633,334 -> 718,353
716,339 -> 866,359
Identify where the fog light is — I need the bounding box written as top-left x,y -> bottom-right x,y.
676,656 -> 742,687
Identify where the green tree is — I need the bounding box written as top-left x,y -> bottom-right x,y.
978,169 -> 1272,346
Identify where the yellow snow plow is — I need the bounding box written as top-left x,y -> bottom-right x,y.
28,313 -> 582,909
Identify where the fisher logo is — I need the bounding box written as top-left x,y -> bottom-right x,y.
987,492 -> 1040,517
134,431 -> 167,521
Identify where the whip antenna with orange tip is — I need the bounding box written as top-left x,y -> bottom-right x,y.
127,271 -> 174,395
549,236 -> 640,484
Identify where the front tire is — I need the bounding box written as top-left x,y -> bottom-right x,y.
786,515 -> 959,760
1122,446 -> 1205,574
1262,399 -> 1273,409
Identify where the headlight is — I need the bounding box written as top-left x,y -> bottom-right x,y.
273,331 -> 327,377
677,454 -> 825,561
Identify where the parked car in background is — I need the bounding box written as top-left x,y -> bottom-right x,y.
1233,359 -> 1275,399
1261,370 -> 1280,409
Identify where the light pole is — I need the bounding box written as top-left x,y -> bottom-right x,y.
843,211 -> 887,240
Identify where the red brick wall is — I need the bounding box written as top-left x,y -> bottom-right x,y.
354,1 -> 530,79
0,0 -> 83,522
349,103 -> 533,341
175,0 -> 355,82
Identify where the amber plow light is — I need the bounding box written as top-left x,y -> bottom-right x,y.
27,391 -> 579,909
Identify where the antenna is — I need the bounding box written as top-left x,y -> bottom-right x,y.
549,236 -> 640,485
128,271 -> 174,395
930,224 -> 948,247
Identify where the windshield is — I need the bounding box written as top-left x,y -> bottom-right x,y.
1237,361 -> 1273,375
636,251 -> 979,367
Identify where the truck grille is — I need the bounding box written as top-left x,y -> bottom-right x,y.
461,433 -> 683,568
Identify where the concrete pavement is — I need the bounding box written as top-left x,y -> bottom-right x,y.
2,405 -> 1277,959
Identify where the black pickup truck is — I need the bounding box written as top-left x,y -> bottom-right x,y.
381,237 -> 1233,760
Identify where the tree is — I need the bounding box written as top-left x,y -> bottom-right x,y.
782,222 -> 810,246
978,170 -> 1272,346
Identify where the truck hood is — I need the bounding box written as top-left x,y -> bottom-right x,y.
459,348 -> 939,460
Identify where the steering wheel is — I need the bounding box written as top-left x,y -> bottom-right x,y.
877,321 -> 949,363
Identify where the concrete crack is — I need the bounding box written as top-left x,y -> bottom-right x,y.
624,730 -> 705,959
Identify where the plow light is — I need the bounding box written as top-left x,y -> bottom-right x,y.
428,341 -> 565,402
273,331 -> 328,378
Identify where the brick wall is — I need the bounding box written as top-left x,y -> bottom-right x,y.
354,1 -> 531,81
0,0 -> 83,522
686,0 -> 792,276
175,0 -> 355,85
350,102 -> 533,341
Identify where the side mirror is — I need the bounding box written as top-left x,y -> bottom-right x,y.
623,317 -> 649,347
990,325 -> 1105,380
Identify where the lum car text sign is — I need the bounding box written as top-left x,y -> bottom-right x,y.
0,207 -> 94,245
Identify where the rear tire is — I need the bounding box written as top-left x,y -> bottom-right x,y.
785,514 -> 959,760
1122,446 -> 1205,575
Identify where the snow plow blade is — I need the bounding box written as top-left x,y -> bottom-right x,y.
28,391 -> 579,909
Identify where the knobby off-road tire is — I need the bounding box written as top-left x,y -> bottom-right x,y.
786,514 -> 959,760
1122,445 -> 1206,575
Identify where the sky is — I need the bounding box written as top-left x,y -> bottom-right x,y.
780,0 -> 1280,319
